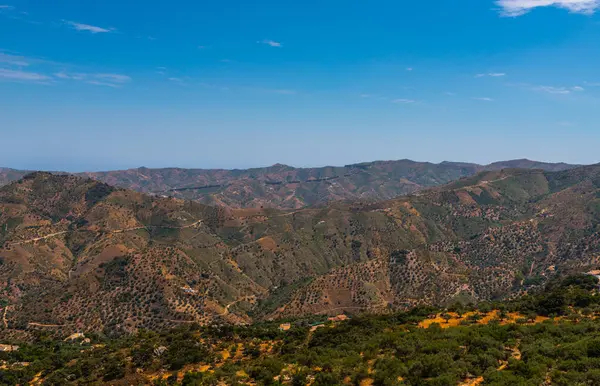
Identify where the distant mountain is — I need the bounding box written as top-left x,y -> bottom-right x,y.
483,158 -> 579,172
0,159 -> 582,209
83,159 -> 581,209
0,168 -> 29,187
1,165 -> 599,337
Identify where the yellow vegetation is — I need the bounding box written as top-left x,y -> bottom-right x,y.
257,236 -> 278,251
221,350 -> 230,360
459,376 -> 484,386
419,310 -> 551,330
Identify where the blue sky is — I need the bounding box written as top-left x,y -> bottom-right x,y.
1,0 -> 600,171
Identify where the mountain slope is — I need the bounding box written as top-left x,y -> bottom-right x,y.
1,165 -> 599,337
0,159 -> 581,210
272,165 -> 600,318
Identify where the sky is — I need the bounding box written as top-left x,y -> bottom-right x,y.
1,0 -> 600,171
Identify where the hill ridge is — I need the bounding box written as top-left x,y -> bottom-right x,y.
0,158 -> 584,210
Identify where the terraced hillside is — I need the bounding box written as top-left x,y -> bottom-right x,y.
0,159 -> 580,210
0,165 -> 599,338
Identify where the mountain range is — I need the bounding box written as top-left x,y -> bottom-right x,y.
1,161 -> 599,338
0,159 -> 580,210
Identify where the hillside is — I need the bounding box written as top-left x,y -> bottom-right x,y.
0,159 -> 580,210
2,275 -> 600,385
0,165 -> 599,339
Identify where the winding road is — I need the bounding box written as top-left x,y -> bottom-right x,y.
7,220 -> 205,247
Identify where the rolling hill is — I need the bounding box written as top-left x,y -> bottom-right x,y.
1,164 -> 599,339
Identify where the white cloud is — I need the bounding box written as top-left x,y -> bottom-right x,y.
86,80 -> 121,88
0,53 -> 29,66
571,85 -> 584,91
261,40 -> 282,47
0,5 -> 14,9
534,86 -> 572,94
473,97 -> 494,101
406,67 -> 413,71
54,72 -> 86,80
0,68 -> 50,81
67,21 -> 113,33
94,73 -> 131,83
392,99 -> 415,104
54,71 -> 130,87
497,0 -> 600,16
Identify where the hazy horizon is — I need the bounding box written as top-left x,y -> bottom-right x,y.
1,156 -> 596,174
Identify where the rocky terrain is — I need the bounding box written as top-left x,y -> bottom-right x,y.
0,164 -> 599,339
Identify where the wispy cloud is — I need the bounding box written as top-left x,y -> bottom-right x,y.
496,0 -> 600,16
54,71 -> 131,87
0,52 -> 29,66
66,21 -> 114,33
0,68 -> 51,82
392,98 -> 415,104
260,40 -> 282,47
3,7 -> 119,34
54,72 -> 83,80
94,73 -> 130,83
534,85 -> 583,94
0,50 -> 130,87
476,73 -> 506,78
473,97 -> 494,101
86,80 -> 120,88
406,67 -> 413,71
